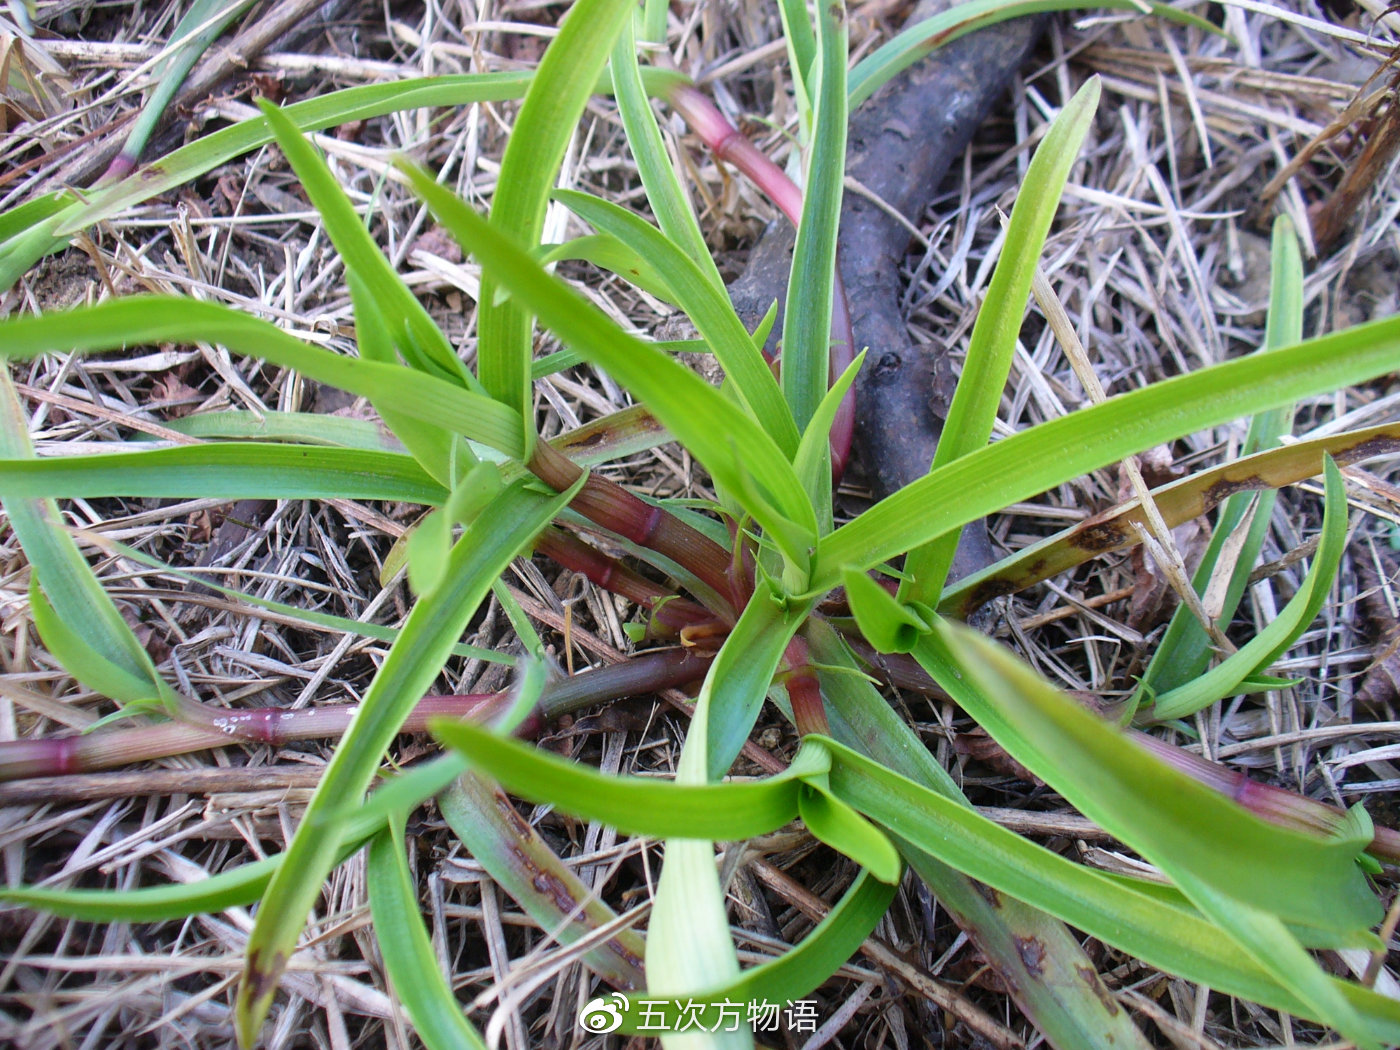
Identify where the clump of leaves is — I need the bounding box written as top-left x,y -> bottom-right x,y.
2,2 -> 1400,1049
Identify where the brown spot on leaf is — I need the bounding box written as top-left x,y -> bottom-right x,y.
1070,519 -> 1129,553
244,948 -> 287,1003
973,880 -> 1002,908
1202,475 -> 1265,511
495,793 -> 534,838
963,578 -> 1018,609
1337,435 -> 1400,466
1076,964 -> 1122,1015
531,870 -> 582,915
607,938 -> 646,983
561,429 -> 607,450
1014,935 -> 1046,977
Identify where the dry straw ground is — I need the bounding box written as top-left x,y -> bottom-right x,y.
1,0 -> 1400,1047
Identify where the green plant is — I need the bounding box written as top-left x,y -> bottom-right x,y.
2,2 -> 1399,1049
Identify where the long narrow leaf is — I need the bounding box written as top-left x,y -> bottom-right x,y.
610,17 -> 719,282
554,189 -> 798,455
431,718 -> 828,840
938,419 -> 1400,618
115,0 -> 258,172
0,443 -> 446,504
821,736 -> 1400,1042
476,0 -> 634,444
613,871 -> 896,1033
805,619 -> 1155,1050
1,69 -> 690,291
848,0 -> 1224,108
0,754 -> 468,922
782,0 -> 847,457
815,313 -> 1400,594
900,77 -> 1099,606
1135,214 -> 1305,700
911,624 -> 1379,937
234,478 -> 580,1045
439,772 -> 648,990
0,298 -> 524,457
0,375 -> 176,704
260,101 -> 476,390
1148,456 -> 1349,720
368,818 -> 490,1050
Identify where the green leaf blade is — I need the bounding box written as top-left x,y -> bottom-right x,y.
816,313 -> 1400,594
368,820 -> 490,1050
476,0 -> 634,443
234,478 -> 577,1045
429,716 -> 812,840
899,76 -> 1099,606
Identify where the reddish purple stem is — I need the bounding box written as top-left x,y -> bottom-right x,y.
783,634 -> 830,737
0,648 -> 713,782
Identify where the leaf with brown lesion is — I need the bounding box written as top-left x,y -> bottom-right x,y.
941,421 -> 1400,619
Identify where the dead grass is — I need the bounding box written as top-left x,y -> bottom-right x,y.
1,0 -> 1399,1047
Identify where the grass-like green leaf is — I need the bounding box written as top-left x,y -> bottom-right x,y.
28,580 -> 170,709
792,350 -> 864,511
702,589 -> 814,781
159,409 -> 400,450
610,16 -> 720,284
0,297 -> 525,457
399,162 -> 821,573
782,0 -> 847,449
116,0 -> 258,172
815,312 -> 1400,595
555,189 -> 798,456
1176,875 -> 1384,1050
476,0 -> 634,445
842,567 -> 929,654
538,233 -> 677,303
80,532 -> 510,665
0,67 -> 689,291
938,419 -> 1400,618
259,101 -> 475,390
899,77 -> 1099,606
0,443 -> 446,505
368,817 -> 490,1050
777,0 -> 817,98
350,269 -> 471,487
1147,456 -> 1349,720
911,623 -> 1379,938
430,717 -> 829,839
820,734 -> 1400,1043
0,74 -> 530,290
0,375 -> 187,715
1135,214 -> 1305,702
640,594 -> 816,1048
806,619 -> 1156,1050
0,191 -> 70,243
797,784 -> 902,883
646,837 -> 750,1049
848,0 -> 1224,108
234,477 -> 580,1045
